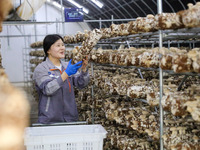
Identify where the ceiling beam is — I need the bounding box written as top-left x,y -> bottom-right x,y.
87,1 -> 109,19
92,0 -> 140,18
106,0 -> 127,18
178,0 -> 186,10
163,0 -> 175,12
113,0 -> 133,18
141,0 -> 155,15
151,0 -> 159,13
132,0 -> 147,16
85,0 -> 110,28
88,0 -> 122,25
123,1 -> 140,17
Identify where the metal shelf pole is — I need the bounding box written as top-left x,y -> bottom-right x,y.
91,62 -> 94,124
60,0 -> 65,36
193,41 -> 195,48
99,18 -> 102,29
157,0 -> 164,150
111,15 -> 114,24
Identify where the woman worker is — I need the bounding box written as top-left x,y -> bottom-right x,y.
33,34 -> 90,124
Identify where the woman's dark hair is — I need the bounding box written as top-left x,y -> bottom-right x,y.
43,34 -> 64,61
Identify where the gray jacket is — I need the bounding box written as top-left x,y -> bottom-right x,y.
33,57 -> 90,124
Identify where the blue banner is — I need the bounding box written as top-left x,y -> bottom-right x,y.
64,8 -> 83,22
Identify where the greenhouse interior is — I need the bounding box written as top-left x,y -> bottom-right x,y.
0,0 -> 200,150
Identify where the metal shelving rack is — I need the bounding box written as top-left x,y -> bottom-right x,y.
89,2 -> 200,150
92,45 -> 200,150
24,21 -> 200,150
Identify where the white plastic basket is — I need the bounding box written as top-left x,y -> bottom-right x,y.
24,124 -> 107,150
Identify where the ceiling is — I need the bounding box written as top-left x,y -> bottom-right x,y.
53,0 -> 200,29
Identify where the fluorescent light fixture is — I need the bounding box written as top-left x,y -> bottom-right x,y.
67,0 -> 89,14
52,1 -> 62,9
90,0 -> 103,8
47,0 -> 64,10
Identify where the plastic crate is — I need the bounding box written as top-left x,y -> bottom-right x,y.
24,124 -> 107,150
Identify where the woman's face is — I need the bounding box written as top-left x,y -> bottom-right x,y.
47,39 -> 65,59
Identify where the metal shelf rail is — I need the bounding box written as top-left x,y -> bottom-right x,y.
99,27 -> 200,45
94,63 -> 200,77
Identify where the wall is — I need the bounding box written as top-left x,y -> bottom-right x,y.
0,2 -> 91,83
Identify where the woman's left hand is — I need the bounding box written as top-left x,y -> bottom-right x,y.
82,56 -> 88,72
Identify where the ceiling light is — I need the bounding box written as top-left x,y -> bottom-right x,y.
52,1 -> 62,9
47,0 -> 64,10
90,0 -> 103,8
67,0 -> 89,14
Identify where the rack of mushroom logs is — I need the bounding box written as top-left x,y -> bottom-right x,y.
29,2 -> 200,150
